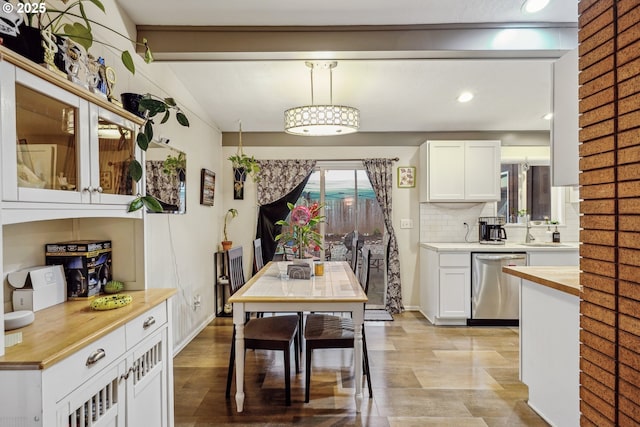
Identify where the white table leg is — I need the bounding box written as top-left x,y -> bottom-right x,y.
353,306 -> 364,412
233,304 -> 246,412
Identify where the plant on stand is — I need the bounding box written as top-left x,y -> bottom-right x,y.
127,95 -> 190,212
222,208 -> 238,251
275,202 -> 324,259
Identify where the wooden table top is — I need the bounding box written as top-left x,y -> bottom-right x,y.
229,261 -> 368,303
502,266 -> 581,296
1,289 -> 176,369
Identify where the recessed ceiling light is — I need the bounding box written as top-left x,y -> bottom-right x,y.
543,113 -> 553,120
457,92 -> 474,103
522,0 -> 550,14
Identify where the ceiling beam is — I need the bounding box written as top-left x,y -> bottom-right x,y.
137,23 -> 577,61
221,131 -> 550,147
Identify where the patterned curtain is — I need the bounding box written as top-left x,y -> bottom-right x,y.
256,160 -> 317,205
255,160 -> 317,264
146,161 -> 179,206
363,158 -> 404,314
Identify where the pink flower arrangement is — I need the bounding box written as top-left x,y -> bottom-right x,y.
275,202 -> 324,258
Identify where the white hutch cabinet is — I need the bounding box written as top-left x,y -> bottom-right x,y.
0,50 -> 142,224
0,46 -> 175,427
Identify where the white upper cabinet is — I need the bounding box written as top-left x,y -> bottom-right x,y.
551,48 -> 579,186
420,140 -> 501,202
0,58 -> 143,223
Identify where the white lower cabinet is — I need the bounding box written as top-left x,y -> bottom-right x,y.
420,248 -> 470,325
420,246 -> 580,326
528,250 -> 579,266
56,359 -> 127,426
0,299 -> 172,427
126,329 -> 169,427
439,267 -> 470,318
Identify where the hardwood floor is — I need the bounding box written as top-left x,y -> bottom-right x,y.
173,311 -> 549,426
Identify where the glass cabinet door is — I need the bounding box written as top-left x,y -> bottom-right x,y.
97,117 -> 135,196
15,83 -> 80,196
88,106 -> 139,204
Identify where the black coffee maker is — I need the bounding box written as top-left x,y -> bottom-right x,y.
478,216 -> 507,244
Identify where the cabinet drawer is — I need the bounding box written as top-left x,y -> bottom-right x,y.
126,302 -> 167,350
439,253 -> 470,268
46,325 -> 126,403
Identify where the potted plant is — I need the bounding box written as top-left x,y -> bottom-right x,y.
127,94 -> 190,213
275,202 -> 324,261
517,209 -> 529,224
1,0 -> 153,74
222,208 -> 238,251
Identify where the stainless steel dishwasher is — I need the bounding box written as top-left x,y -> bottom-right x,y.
468,252 -> 527,326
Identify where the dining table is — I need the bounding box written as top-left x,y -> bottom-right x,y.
228,260 -> 368,412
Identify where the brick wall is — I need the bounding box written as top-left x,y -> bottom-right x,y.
579,0 -> 640,425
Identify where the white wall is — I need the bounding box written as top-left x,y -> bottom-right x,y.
221,145 -> 422,310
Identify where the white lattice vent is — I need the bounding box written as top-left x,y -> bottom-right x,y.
68,378 -> 118,427
133,341 -> 162,384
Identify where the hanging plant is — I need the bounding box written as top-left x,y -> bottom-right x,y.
227,121 -> 260,182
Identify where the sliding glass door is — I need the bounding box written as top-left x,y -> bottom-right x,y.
297,164 -> 386,307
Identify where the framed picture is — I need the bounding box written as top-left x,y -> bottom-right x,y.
200,168 -> 216,206
99,171 -> 113,191
17,143 -> 57,189
397,166 -> 416,188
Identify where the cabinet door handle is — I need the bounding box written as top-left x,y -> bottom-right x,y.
143,317 -> 156,329
96,186 -> 103,193
86,348 -> 106,366
83,186 -> 93,193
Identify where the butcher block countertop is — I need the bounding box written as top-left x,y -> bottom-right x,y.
502,266 -> 581,296
1,289 -> 176,370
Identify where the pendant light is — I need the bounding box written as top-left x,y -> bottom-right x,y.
284,61 -> 360,136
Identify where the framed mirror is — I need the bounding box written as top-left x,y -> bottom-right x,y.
499,145 -> 565,225
145,142 -> 186,214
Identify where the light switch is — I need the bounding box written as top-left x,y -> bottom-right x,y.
400,219 -> 413,229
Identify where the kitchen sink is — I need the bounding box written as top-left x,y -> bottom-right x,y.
519,242 -> 570,247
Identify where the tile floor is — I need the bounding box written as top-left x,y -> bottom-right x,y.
173,311 -> 549,426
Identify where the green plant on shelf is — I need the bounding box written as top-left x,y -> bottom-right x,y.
19,0 -> 153,74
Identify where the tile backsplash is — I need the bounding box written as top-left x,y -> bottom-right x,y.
420,196 -> 580,243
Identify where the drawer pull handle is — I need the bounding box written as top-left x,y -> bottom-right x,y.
143,317 -> 156,329
86,348 -> 106,366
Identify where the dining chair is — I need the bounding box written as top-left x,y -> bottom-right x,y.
253,238 -> 265,273
303,248 -> 373,403
225,246 -> 301,405
349,234 -> 360,272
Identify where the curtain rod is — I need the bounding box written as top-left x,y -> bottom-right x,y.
314,157 -> 399,162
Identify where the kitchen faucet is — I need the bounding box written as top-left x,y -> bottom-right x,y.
525,218 -> 535,243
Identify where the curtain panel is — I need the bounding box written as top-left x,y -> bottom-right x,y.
255,160 -> 317,263
256,160 -> 317,205
363,158 -> 404,314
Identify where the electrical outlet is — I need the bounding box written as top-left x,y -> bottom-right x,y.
193,295 -> 201,310
400,219 -> 413,229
